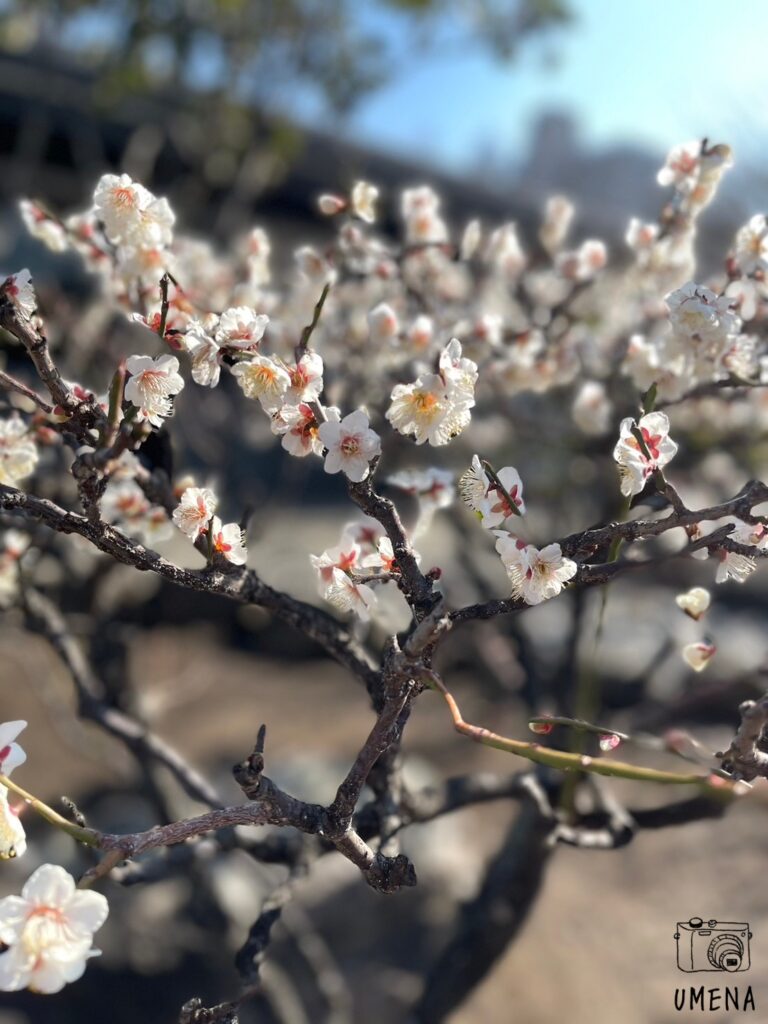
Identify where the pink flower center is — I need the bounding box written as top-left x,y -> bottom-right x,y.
340,435 -> 360,456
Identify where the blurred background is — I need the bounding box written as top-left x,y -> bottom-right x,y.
3,3 -> 768,1023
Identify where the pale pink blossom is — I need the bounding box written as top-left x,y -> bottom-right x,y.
0,720 -> 27,776
210,516 -> 247,566
1,269 -> 36,319
93,173 -> 174,249
318,410 -> 381,482
495,536 -> 576,606
0,864 -> 108,994
19,200 -> 68,252
125,354 -> 184,426
0,417 -> 38,487
323,567 -> 377,621
284,352 -> 324,404
682,642 -> 716,673
657,141 -> 701,193
613,412 -> 678,497
675,587 -> 711,620
232,355 -> 291,411
215,307 -> 269,351
172,487 -> 218,540
310,533 -> 361,593
318,193 -> 347,216
350,181 -> 379,224
0,789 -> 25,860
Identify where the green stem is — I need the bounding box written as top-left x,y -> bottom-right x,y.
0,773 -> 100,847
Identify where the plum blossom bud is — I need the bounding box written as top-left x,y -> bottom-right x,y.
318,410 -> 381,482
406,315 -> 433,352
460,219 -> 482,261
657,140 -> 701,193
401,186 -> 448,245
486,224 -> 526,280
172,487 -> 217,540
682,641 -> 716,672
572,381 -> 612,436
0,864 -> 108,993
625,218 -> 659,253
368,303 -> 400,344
539,196 -> 574,254
675,587 -> 711,620
350,181 -> 379,224
318,193 -> 347,216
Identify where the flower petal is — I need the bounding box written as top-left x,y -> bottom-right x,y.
21,863 -> 75,908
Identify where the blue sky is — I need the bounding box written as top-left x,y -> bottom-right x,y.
339,0 -> 768,173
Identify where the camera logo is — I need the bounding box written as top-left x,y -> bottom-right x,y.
675,918 -> 751,972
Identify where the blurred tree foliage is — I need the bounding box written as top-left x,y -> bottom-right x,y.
0,1 -> 570,197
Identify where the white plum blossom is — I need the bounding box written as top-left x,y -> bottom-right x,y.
210,516 -> 247,566
460,455 -> 525,529
556,239 -> 607,282
0,417 -> 38,487
613,411 -> 678,497
733,214 -> 768,275
0,532 -> 29,609
318,410 -> 381,482
682,642 -> 716,673
714,520 -> 768,584
310,533 -> 361,594
0,864 -> 108,994
675,587 -> 711,620
125,354 -> 184,426
666,281 -> 740,345
572,381 -> 612,436
101,480 -> 172,544
657,140 -> 701,193
215,307 -> 268,351
19,200 -> 68,252
295,246 -> 336,285
387,374 -> 454,446
625,217 -> 659,256
93,173 -> 174,249
0,720 -> 27,776
323,567 -> 377,621
401,186 -> 448,245
172,487 -> 218,540
271,402 -> 326,457
232,355 -> 291,411
495,535 -> 577,606
0,790 -> 25,861
2,269 -> 36,318
387,467 -> 454,535
284,351 -> 324,404
361,536 -> 399,573
387,340 -> 476,446
184,319 -> 221,387
350,181 -> 379,224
